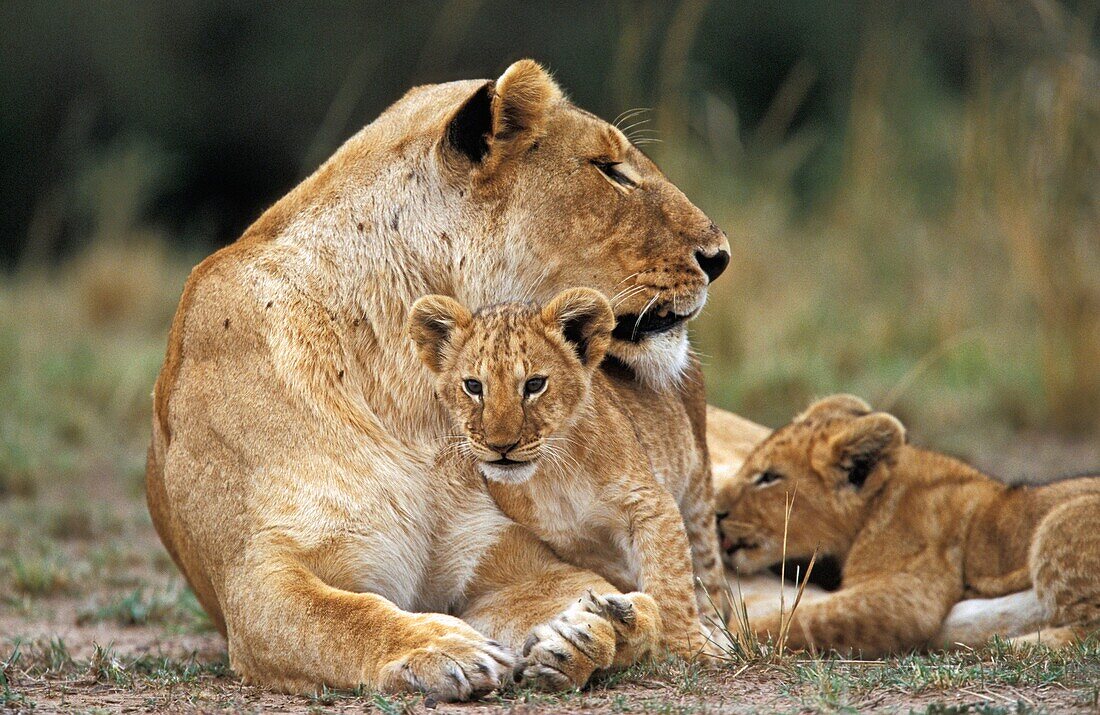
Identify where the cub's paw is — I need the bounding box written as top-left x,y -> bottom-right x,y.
516,591 -> 662,691
1009,626 -> 1084,649
515,592 -> 619,691
586,591 -> 662,666
379,615 -> 516,702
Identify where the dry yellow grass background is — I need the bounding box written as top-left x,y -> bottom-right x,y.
2,4 -> 1097,501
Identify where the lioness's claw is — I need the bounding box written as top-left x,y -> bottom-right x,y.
380,628 -> 517,701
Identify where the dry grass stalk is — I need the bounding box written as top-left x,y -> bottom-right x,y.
702,490 -> 818,665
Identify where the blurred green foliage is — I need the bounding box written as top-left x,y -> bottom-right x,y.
2,1 -> 973,259
0,0 -> 1097,485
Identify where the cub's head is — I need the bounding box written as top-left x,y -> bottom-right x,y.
382,59 -> 730,387
409,288 -> 613,484
715,395 -> 906,573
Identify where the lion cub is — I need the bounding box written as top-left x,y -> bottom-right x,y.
409,288 -> 717,658
716,394 -> 1100,655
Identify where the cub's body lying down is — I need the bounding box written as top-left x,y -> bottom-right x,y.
714,395 -> 1100,655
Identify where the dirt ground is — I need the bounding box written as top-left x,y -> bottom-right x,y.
4,436 -> 1099,714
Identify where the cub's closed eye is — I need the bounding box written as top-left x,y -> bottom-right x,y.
754,470 -> 783,487
524,376 -> 547,396
592,160 -> 636,189
463,379 -> 483,397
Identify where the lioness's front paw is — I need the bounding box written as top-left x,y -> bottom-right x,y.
516,591 -> 661,691
379,616 -> 516,702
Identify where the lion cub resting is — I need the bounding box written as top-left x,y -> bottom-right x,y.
716,394 -> 1100,656
409,288 -> 712,658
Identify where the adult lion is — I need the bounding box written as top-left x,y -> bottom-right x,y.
146,60 -> 743,698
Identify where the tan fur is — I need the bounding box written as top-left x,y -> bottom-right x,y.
146,60 -> 732,698
715,395 -> 1100,655
410,289 -> 727,660
707,406 -> 1073,649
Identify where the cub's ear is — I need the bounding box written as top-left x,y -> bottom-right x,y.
796,394 -> 872,423
408,295 -> 472,373
443,59 -> 561,168
541,288 -> 614,367
815,413 -> 905,489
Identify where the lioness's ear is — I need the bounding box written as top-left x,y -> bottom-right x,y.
542,288 -> 614,367
797,394 -> 872,423
816,413 -> 906,489
408,295 -> 472,373
443,59 -> 561,167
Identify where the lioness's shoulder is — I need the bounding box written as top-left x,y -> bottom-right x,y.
153,239 -> 315,440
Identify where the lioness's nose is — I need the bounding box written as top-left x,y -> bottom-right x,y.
695,249 -> 730,283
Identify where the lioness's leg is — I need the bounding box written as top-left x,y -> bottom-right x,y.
459,524 -> 661,690
222,544 -> 515,699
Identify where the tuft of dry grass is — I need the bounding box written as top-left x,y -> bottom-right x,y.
4,553 -> 73,597
77,587 -> 213,632
703,491 -> 818,664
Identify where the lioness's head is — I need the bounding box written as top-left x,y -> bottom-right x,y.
409,288 -> 613,483
380,59 -> 729,387
715,395 -> 906,573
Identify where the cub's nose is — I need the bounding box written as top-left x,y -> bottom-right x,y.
487,441 -> 519,456
695,249 -> 730,283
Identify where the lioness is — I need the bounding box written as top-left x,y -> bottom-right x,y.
409,288 -> 727,662
147,60 -> 734,697
715,394 -> 1100,655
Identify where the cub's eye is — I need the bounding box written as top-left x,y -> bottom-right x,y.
592,160 -> 637,189
754,470 -> 783,487
463,379 -> 483,397
524,376 -> 547,396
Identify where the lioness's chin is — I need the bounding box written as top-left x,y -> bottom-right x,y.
607,327 -> 690,389
478,461 -> 539,484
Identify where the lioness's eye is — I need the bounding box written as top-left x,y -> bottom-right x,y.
754,470 -> 783,487
592,160 -> 636,189
463,379 -> 483,397
524,376 -> 547,396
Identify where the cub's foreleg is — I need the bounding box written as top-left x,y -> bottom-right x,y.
751,572 -> 960,656
459,524 -> 661,692
620,484 -> 708,658
679,462 -> 730,622
965,568 -> 1031,598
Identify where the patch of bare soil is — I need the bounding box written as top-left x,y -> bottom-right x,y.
3,435 -> 1099,714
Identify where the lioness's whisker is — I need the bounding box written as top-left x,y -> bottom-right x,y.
611,285 -> 646,307
619,117 -> 652,137
632,293 -> 661,341
614,272 -> 641,288
612,107 -> 651,129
